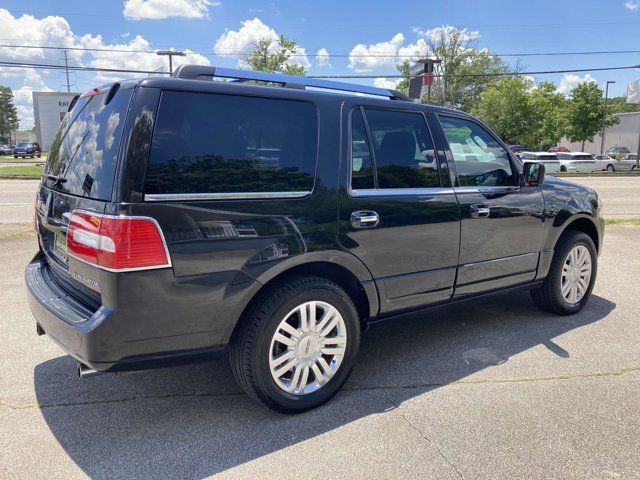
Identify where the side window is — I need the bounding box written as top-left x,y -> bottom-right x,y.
145,91 -> 317,195
364,108 -> 439,189
350,109 -> 375,189
439,115 -> 516,187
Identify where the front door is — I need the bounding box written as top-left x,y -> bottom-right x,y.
436,114 -> 545,297
338,101 -> 460,314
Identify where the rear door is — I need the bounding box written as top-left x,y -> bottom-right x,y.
435,113 -> 545,297
338,100 -> 460,314
36,85 -> 133,300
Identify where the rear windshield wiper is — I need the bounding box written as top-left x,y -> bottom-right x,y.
42,173 -> 68,187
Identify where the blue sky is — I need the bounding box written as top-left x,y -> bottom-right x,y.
2,0 -> 640,128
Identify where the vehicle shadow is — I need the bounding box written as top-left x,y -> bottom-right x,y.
33,291 -> 615,479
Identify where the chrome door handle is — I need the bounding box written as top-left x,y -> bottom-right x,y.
350,210 -> 380,228
470,204 -> 491,218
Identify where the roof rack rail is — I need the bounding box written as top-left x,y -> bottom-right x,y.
172,65 -> 411,102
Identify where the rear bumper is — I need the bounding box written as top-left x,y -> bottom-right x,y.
25,254 -> 231,371
26,255 -> 117,371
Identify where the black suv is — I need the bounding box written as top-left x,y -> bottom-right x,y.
14,141 -> 41,158
26,66 -> 604,412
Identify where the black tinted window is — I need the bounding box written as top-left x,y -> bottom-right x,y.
145,91 -> 317,195
364,108 -> 439,189
439,115 -> 515,187
45,88 -> 132,200
350,109 -> 374,190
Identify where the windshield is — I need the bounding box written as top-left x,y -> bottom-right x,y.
572,154 -> 594,160
16,142 -> 32,147
44,86 -> 132,201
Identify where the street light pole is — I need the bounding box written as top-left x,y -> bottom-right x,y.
600,80 -> 615,154
156,50 -> 186,75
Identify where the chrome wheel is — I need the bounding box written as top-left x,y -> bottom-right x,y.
269,301 -> 347,395
561,245 -> 592,304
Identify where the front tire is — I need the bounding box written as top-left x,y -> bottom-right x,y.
229,275 -> 361,413
606,164 -> 614,172
531,230 -> 597,315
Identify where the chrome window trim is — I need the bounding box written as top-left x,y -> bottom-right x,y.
453,186 -> 521,194
349,187 -> 454,197
144,191 -> 311,202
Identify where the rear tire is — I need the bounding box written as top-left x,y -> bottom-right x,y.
229,275 -> 361,413
560,166 -> 567,172
531,230 -> 597,315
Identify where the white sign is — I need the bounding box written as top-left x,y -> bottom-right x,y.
32,92 -> 79,151
626,80 -> 640,104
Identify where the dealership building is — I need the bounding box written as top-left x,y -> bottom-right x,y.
558,111 -> 640,153
32,91 -> 79,151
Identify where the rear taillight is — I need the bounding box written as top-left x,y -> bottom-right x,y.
67,211 -> 171,272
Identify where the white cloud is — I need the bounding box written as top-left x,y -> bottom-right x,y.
415,25 -> 480,44
348,33 -> 405,72
397,38 -> 429,62
557,73 -> 597,95
12,71 -> 53,129
373,78 -> 400,89
79,34 -> 211,82
214,18 -> 310,68
625,1 -> 640,11
315,48 -> 330,67
123,0 -> 220,20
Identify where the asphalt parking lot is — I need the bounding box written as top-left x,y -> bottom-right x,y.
1,177 -> 639,479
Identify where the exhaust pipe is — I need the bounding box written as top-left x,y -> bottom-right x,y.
77,363 -> 101,379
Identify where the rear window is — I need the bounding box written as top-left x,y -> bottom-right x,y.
538,154 -> 557,160
572,154 -> 594,160
45,86 -> 132,200
144,91 -> 317,196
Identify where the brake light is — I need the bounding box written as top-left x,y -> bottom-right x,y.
67,211 -> 171,272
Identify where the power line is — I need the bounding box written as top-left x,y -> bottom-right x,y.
4,43 -> 640,59
0,59 -> 638,79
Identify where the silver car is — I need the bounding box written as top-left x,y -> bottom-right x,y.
595,154 -> 637,172
520,151 -> 561,173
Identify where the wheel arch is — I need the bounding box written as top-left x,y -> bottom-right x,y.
228,254 -> 379,345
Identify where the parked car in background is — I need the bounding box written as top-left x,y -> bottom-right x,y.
548,146 -> 570,153
520,151 -> 561,173
594,154 -> 637,172
0,144 -> 12,155
13,141 -> 41,158
605,146 -> 630,158
557,152 -> 596,172
507,144 -> 530,155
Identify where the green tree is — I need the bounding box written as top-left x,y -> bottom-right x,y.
608,96 -> 640,114
0,86 -> 19,144
566,82 -> 618,151
528,81 -> 568,150
472,76 -> 535,145
396,27 -> 512,111
243,35 -> 307,76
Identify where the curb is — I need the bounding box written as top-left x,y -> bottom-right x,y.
0,176 -> 41,180
554,172 -> 640,177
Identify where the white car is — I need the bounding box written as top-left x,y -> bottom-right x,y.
556,152 -> 596,173
594,154 -> 637,172
520,151 -> 561,173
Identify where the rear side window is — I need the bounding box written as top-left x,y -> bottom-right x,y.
349,107 -> 439,190
145,91 -> 317,196
45,87 -> 132,200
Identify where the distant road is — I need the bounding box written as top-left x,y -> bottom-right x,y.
1,177 -> 638,225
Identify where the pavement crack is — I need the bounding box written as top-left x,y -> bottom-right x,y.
1,366 -> 638,411
343,365 -> 640,393
381,389 -> 464,480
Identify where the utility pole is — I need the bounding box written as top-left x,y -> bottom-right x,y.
600,80 -> 615,154
156,50 -> 186,75
64,50 -> 70,93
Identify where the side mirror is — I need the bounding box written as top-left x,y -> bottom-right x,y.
522,162 -> 545,187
